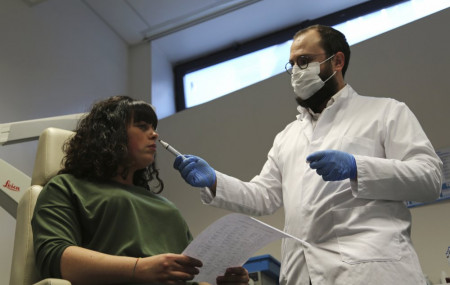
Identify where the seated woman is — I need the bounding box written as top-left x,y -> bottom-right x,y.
31,96 -> 249,285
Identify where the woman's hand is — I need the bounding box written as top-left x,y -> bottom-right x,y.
216,267 -> 250,285
134,253 -> 202,284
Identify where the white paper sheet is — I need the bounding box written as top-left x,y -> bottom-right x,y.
182,213 -> 308,284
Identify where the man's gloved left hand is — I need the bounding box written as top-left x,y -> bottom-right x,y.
306,150 -> 357,181
173,155 -> 216,188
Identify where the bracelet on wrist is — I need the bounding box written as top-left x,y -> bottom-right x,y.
132,257 -> 140,280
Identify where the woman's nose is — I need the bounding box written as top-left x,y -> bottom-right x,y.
149,128 -> 158,139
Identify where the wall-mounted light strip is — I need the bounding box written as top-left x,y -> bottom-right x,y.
179,0 -> 450,110
334,0 -> 450,45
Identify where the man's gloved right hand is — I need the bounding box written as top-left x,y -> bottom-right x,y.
306,150 -> 357,181
173,155 -> 216,188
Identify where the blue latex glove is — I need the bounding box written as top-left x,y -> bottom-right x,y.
306,150 -> 357,181
173,155 -> 216,188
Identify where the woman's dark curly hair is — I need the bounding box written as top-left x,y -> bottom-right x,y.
59,95 -> 164,193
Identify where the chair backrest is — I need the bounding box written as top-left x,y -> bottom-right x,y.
9,128 -> 74,285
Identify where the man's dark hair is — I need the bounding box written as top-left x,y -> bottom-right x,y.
294,25 -> 351,77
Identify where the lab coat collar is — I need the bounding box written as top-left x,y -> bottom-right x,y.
296,84 -> 350,121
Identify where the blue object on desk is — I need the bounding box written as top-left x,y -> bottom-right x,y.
243,254 -> 280,281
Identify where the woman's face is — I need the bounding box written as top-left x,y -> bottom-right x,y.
126,119 -> 159,171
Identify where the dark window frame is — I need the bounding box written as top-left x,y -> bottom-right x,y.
174,0 -> 407,112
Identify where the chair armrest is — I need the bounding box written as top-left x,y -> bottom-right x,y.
33,278 -> 71,285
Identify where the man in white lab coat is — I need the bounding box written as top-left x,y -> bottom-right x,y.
174,25 -> 443,285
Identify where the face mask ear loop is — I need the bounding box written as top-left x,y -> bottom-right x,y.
320,54 -> 336,65
320,54 -> 336,83
323,71 -> 337,83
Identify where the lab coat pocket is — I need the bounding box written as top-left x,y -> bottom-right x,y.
332,205 -> 401,264
341,136 -> 376,156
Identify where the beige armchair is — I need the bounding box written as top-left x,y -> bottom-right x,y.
10,128 -> 74,285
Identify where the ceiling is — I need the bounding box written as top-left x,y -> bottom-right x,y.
78,0 -> 372,65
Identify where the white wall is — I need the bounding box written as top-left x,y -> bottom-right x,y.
150,40 -> 176,118
156,8 -> 450,284
0,0 -> 128,175
129,42 -> 151,102
0,0 -> 128,283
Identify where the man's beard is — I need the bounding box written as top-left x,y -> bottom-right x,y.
295,65 -> 339,113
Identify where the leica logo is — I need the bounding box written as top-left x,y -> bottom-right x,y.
2,180 -> 20,192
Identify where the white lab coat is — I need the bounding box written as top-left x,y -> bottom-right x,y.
201,85 -> 443,285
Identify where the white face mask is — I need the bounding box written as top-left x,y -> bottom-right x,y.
291,55 -> 336,100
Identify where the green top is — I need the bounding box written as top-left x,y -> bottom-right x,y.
32,174 -> 193,281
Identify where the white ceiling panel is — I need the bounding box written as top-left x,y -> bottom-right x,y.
129,0 -> 240,26
83,0 -> 149,43
81,0 -> 371,63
